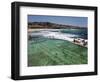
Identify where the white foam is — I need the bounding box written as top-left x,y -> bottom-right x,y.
42,31 -> 76,42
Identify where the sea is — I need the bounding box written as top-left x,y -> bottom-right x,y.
28,28 -> 87,41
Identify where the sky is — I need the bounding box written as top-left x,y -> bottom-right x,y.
28,15 -> 88,27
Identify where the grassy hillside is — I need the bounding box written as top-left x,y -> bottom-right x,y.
28,39 -> 87,66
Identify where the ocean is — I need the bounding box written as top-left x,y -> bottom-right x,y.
28,28 -> 87,42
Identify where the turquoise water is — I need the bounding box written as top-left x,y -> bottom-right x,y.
28,28 -> 87,42
60,29 -> 87,39
28,39 -> 87,66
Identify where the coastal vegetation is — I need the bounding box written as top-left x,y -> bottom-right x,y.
28,22 -> 87,29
